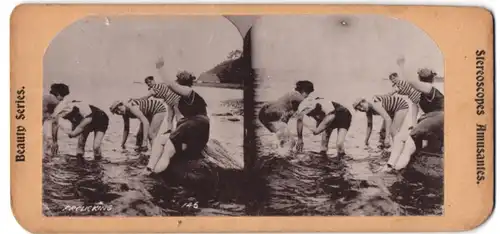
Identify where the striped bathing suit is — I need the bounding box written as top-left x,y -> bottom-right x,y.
373,95 -> 409,117
129,99 -> 166,119
149,83 -> 181,106
392,80 -> 421,104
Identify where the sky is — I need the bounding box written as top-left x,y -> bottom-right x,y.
44,15 -> 244,101
43,14 -> 443,106
252,14 -> 444,103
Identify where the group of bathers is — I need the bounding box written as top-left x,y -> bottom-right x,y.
43,69 -> 211,177
258,68 -> 444,173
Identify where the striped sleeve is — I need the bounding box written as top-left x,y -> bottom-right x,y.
394,80 -> 421,103
163,88 -> 181,106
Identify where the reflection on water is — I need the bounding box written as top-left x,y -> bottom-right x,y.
43,87 -> 246,216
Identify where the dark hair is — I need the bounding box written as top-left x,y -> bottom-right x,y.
295,80 -> 314,94
176,71 -> 196,87
144,76 -> 154,83
389,72 -> 398,78
49,83 -> 70,97
417,68 -> 436,83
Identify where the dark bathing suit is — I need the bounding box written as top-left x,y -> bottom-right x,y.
307,100 -> 352,131
163,91 -> 211,184
169,91 -> 210,161
63,105 -> 109,132
409,87 -> 444,150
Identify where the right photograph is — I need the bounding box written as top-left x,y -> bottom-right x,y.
249,15 -> 444,216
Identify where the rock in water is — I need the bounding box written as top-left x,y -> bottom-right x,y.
202,139 -> 243,170
408,151 -> 443,179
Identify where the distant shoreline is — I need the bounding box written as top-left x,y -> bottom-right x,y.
194,82 -> 243,90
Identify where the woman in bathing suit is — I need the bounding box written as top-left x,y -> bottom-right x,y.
258,81 -> 314,150
381,68 -> 444,173
110,98 -> 167,152
141,76 -> 182,137
388,72 -> 422,126
296,97 -> 352,157
43,83 -> 70,155
52,101 -> 109,160
144,57 -> 210,176
353,95 -> 409,148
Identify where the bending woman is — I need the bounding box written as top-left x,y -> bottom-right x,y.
141,76 -> 182,133
258,81 -> 314,151
296,97 -> 352,157
144,58 -> 209,175
110,99 -> 167,151
380,68 -> 444,173
52,101 -> 109,160
388,72 -> 422,127
353,95 -> 409,148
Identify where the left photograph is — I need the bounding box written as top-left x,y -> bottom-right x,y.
42,16 -> 250,216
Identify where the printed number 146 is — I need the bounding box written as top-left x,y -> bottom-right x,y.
182,202 -> 199,209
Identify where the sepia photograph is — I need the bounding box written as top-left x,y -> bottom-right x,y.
40,13 -> 445,217
248,15 -> 444,216
10,4 -> 496,233
42,15 -> 251,216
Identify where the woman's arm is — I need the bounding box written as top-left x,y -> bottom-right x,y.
129,105 -> 150,145
371,102 -> 392,142
296,114 -> 304,140
164,104 -> 175,132
51,118 -> 59,143
396,57 -> 433,94
311,114 -> 336,135
389,84 -> 400,95
295,114 -> 305,151
365,113 -> 373,145
68,117 -> 92,138
121,116 -> 130,148
407,79 -> 433,95
156,57 -> 193,98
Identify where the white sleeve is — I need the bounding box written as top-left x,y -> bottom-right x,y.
52,100 -> 72,118
77,104 -> 93,117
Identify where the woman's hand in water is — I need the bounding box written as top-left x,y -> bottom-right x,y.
296,139 -> 304,152
155,56 -> 165,69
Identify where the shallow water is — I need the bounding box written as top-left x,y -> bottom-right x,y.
250,69 -> 443,216
43,87 -> 246,216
